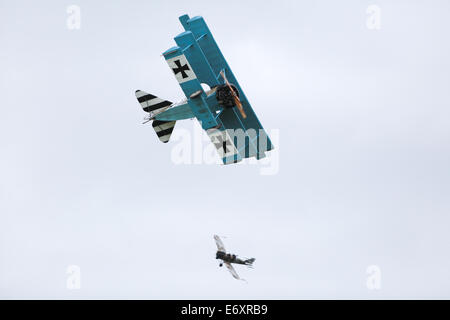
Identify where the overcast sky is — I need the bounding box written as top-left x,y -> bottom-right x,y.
1,0 -> 450,299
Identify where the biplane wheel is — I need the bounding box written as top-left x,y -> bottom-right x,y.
219,263 -> 223,267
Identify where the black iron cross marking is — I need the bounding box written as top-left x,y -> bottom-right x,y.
213,134 -> 232,154
172,59 -> 190,79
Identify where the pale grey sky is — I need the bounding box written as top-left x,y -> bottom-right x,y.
1,0 -> 450,298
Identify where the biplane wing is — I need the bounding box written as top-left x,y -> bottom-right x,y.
214,235 -> 226,252
225,262 -> 242,280
161,15 -> 274,164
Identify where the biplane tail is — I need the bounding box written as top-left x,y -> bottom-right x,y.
245,258 -> 255,266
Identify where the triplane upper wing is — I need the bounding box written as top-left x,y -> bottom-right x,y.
162,14 -> 274,164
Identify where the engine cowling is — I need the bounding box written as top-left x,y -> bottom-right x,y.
216,84 -> 240,108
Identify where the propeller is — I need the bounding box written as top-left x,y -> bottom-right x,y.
220,70 -> 247,119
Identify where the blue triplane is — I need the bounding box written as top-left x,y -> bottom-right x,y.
135,14 -> 274,165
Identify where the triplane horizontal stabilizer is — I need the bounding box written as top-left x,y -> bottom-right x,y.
135,14 -> 274,165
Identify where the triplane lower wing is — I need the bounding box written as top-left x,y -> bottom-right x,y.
135,14 -> 274,165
